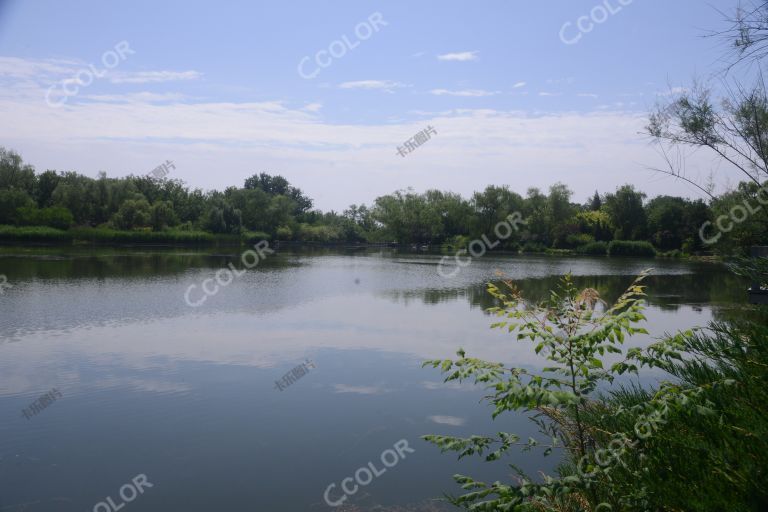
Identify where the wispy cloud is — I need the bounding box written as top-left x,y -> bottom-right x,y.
437,51 -> 478,62
109,70 -> 202,84
333,384 -> 390,395
658,86 -> 688,96
513,81 -> 527,89
539,92 -> 563,97
428,415 -> 467,426
302,102 -> 323,112
578,93 -> 599,98
84,92 -> 190,103
430,88 -> 497,97
338,80 -> 405,92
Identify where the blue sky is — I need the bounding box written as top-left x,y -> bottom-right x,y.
0,0 -> 744,210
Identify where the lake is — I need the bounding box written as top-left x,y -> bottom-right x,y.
0,247 -> 748,511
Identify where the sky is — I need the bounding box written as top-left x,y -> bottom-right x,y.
0,0 -> 748,211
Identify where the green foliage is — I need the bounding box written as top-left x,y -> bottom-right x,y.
0,224 -> 71,241
423,272 -> 659,510
422,270 -> 755,510
604,185 -> 647,240
0,188 -> 34,224
16,205 -> 74,229
575,319 -> 768,511
111,198 -> 152,230
521,241 -> 548,253
608,240 -> 657,257
576,241 -> 608,255
0,146 -> 764,253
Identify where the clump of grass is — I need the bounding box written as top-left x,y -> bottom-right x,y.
608,240 -> 657,257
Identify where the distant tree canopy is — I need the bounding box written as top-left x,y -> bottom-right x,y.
0,146 -> 761,253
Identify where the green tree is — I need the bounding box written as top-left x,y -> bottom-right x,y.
111,198 -> 152,230
604,185 -> 647,240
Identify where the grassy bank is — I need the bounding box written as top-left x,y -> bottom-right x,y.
0,225 -> 271,246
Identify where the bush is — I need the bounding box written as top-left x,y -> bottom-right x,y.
565,233 -> 595,248
276,225 -> 293,241
17,206 -> 74,229
608,240 -> 657,257
69,228 -> 216,244
577,241 -> 609,255
545,248 -> 573,256
0,224 -> 71,241
521,241 -> 548,253
242,231 -> 271,244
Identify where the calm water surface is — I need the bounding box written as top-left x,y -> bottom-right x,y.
0,247 -> 748,511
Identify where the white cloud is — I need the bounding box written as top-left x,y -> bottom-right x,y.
302,102 -> 323,112
658,86 -> 689,96
437,51 -> 478,62
84,92 -> 190,103
539,92 -> 563,97
109,70 -> 202,84
578,93 -> 599,98
338,80 -> 405,92
428,415 -> 467,426
0,54 -> 737,212
430,88 -> 497,97
513,81 -> 527,88
333,384 -> 390,395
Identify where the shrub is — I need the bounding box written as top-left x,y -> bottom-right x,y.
565,233 -> 595,248
608,240 -> 657,257
577,241 -> 609,255
521,241 -> 547,253
16,206 -> 74,229
276,225 -> 293,241
242,231 -> 271,244
0,224 -> 71,241
545,248 -> 573,256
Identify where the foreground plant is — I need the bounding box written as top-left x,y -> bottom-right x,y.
423,271 -> 720,511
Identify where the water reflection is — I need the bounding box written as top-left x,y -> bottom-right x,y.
0,248 -> 752,511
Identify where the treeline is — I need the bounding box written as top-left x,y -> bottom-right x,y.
0,147 -> 765,253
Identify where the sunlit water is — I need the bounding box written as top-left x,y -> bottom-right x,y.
0,247 -> 748,511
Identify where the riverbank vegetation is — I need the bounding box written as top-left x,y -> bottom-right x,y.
424,259 -> 768,511
0,147 -> 764,253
